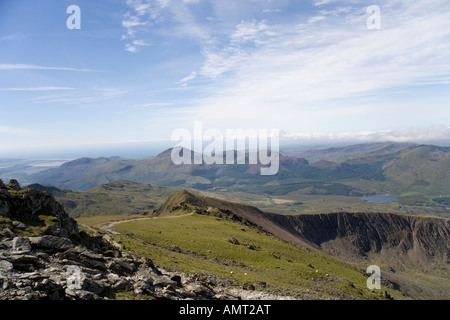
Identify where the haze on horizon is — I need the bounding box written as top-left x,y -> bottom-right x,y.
1,0 -> 450,158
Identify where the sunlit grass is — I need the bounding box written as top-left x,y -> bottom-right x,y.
112,213 -> 405,300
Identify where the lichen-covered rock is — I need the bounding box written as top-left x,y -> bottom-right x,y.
11,237 -> 31,253
0,181 -> 78,238
7,180 -> 21,191
29,235 -> 72,251
0,260 -> 13,273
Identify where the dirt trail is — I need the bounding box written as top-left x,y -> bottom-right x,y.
91,212 -> 195,235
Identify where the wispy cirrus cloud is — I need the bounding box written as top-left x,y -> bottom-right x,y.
0,86 -> 74,91
0,33 -> 25,41
124,39 -> 150,52
115,0 -> 450,140
121,0 -> 214,53
121,0 -> 170,52
178,71 -> 197,86
126,0 -> 450,143
31,87 -> 128,105
0,64 -> 102,72
0,126 -> 48,137
179,0 -> 450,134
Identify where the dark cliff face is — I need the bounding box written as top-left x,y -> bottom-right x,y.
0,179 -> 79,238
268,212 -> 450,267
156,191 -> 450,269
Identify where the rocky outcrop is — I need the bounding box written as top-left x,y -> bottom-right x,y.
0,233 -> 292,300
0,179 -> 78,238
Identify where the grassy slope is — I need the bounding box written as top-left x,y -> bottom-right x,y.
111,213 -> 405,300
52,180 -> 450,219
284,142 -> 414,163
103,189 -> 449,300
359,253 -> 450,300
75,188 -> 448,299
382,145 -> 450,195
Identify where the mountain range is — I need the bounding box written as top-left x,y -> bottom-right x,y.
23,142 -> 450,218
26,143 -> 450,195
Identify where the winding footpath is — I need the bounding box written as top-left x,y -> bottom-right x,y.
82,212 -> 195,235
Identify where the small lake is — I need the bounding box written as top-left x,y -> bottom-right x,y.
361,194 -> 397,204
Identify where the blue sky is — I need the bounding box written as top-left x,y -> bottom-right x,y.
1,0 -> 450,157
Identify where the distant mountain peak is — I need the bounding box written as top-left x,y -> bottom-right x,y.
60,157 -> 111,168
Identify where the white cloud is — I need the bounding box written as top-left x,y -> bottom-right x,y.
0,87 -> 74,91
0,64 -> 100,72
122,16 -> 147,29
93,87 -> 128,98
312,0 -> 336,6
122,0 -> 213,53
262,9 -> 281,14
0,33 -> 25,41
178,71 -> 197,86
313,0 -> 359,7
125,43 -> 138,52
31,87 -> 128,105
132,102 -> 173,108
115,0 -> 450,142
381,125 -> 450,143
132,39 -> 150,46
180,0 -> 450,133
230,20 -> 275,44
121,1 -> 166,52
308,16 -> 326,23
281,125 -> 450,144
125,39 -> 150,52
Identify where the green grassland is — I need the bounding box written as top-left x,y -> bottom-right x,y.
196,190 -> 450,218
49,178 -> 450,219
36,180 -> 181,218
109,213 -> 405,300
359,254 -> 450,300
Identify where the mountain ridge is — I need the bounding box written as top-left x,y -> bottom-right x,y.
26,143 -> 445,191
156,190 -> 450,267
152,189 -> 450,299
